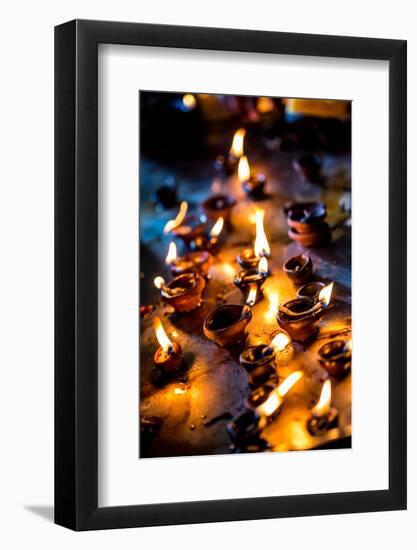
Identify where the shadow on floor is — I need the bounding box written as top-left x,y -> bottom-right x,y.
24,505 -> 54,523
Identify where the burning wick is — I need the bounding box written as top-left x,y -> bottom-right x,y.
163,201 -> 188,234
258,256 -> 268,275
165,242 -> 177,265
246,284 -> 258,307
209,216 -> 224,240
230,128 -> 246,158
238,157 -> 267,200
256,370 -> 304,425
319,281 -> 333,307
271,331 -> 291,352
165,242 -> 213,277
254,208 -> 270,258
154,276 -> 167,291
152,316 -> 183,372
307,379 -> 338,436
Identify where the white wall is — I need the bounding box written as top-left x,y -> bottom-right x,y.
0,1 -> 415,548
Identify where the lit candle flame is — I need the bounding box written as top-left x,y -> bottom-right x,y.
153,316 -> 173,353
257,371 -> 303,417
258,256 -> 268,275
154,276 -> 165,290
165,242 -> 177,265
182,94 -> 196,110
312,379 -> 331,417
265,290 -> 279,322
209,216 -> 224,238
271,331 -> 291,352
238,155 -> 251,183
319,282 -> 334,307
254,208 -> 270,258
163,201 -> 188,234
230,128 -> 246,157
246,283 -> 258,306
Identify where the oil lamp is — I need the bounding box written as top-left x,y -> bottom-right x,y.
318,339 -> 351,377
238,156 -> 267,200
233,257 -> 268,303
154,272 -> 206,313
283,254 -> 313,285
277,282 -> 334,342
307,379 -> 338,436
296,281 -> 325,301
215,128 -> 246,174
152,316 -> 183,373
240,344 -> 277,389
202,194 -> 236,224
203,304 -> 252,348
237,208 -> 270,269
165,241 -> 213,278
284,201 -> 330,247
189,216 -> 225,253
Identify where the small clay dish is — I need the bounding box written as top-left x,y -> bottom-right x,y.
171,215 -> 207,248
202,194 -> 236,223
203,304 -> 252,347
240,345 -> 275,371
161,273 -> 206,313
233,269 -> 267,303
227,408 -> 261,443
285,201 -> 327,233
170,251 -> 213,278
288,223 -> 330,247
307,408 -> 338,436
296,281 -> 325,301
153,342 -> 183,373
318,340 -> 352,377
283,254 -> 313,284
277,298 -> 325,342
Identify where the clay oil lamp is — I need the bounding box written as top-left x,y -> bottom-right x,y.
238,155 -> 267,200
190,216 -> 225,253
203,304 -> 252,348
240,343 -> 278,389
283,253 -> 313,285
154,272 -> 206,313
237,208 -> 271,269
165,241 -> 213,278
292,153 -> 323,185
277,282 -> 334,342
215,128 -> 246,174
234,257 -> 269,304
164,200 -> 207,248
318,338 -> 352,377
307,379 -> 338,436
296,281 -> 325,301
202,194 -> 236,224
152,316 -> 183,373
284,201 -> 330,247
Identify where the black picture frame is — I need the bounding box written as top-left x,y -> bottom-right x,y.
55,19 -> 407,531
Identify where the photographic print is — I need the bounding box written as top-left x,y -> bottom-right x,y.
139,92 -> 352,458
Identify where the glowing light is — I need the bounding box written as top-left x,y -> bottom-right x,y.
165,242 -> 177,265
265,290 -> 279,322
230,128 -> 246,157
163,201 -> 188,234
209,216 -> 224,238
312,379 -> 331,417
246,283 -> 258,306
238,155 -> 251,183
271,332 -> 291,352
319,282 -> 334,307
346,339 -> 352,351
258,256 -> 268,275
256,96 -> 275,114
254,208 -> 270,258
153,316 -> 173,353
154,276 -> 165,290
257,371 -> 303,417
182,94 -> 196,110
173,387 -> 186,395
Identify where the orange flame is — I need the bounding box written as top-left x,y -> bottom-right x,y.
163,201 -> 188,234
230,128 -> 246,157
165,242 -> 177,265
319,282 -> 334,307
238,155 -> 251,183
153,316 -> 173,353
210,216 -> 224,238
173,386 -> 186,395
312,379 -> 331,416
257,371 -> 303,417
246,284 -> 258,306
271,331 -> 291,352
254,208 -> 270,258
154,276 -> 165,290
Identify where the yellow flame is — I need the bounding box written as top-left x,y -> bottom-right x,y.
254,208 -> 270,258
163,201 -> 188,234
238,155 -> 251,183
271,332 -> 291,352
265,290 -> 279,322
153,316 -> 173,352
230,128 -> 246,157
173,387 -> 186,395
246,284 -> 258,306
210,216 -> 224,238
257,371 -> 303,417
319,282 -> 334,307
165,242 -> 177,265
182,94 -> 196,110
154,276 -> 165,290
258,256 -> 268,275
312,379 -> 331,416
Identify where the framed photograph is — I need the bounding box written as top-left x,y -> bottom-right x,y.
55,20 -> 407,530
